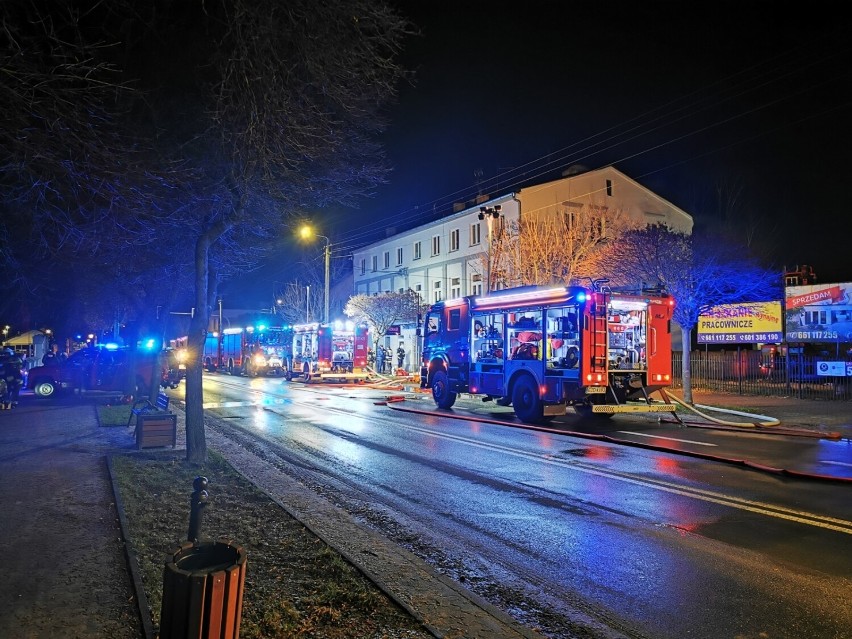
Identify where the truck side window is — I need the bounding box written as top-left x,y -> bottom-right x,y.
426,315 -> 438,334
547,306 -> 579,369
449,309 -> 461,330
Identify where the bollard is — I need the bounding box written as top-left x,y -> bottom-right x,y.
159,477 -> 247,639
187,476 -> 209,544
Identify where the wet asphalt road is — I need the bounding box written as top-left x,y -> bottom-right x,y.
194,374 -> 852,639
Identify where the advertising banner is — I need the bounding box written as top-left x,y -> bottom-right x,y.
697,301 -> 783,344
785,283 -> 852,343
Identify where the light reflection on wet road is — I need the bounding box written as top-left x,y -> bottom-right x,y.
191,375 -> 852,639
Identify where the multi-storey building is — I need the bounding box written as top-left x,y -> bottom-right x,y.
352,166 -> 693,369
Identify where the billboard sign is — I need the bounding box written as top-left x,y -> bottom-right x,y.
697,301 -> 783,344
785,283 -> 852,343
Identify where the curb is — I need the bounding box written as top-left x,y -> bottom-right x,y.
106,454 -> 158,639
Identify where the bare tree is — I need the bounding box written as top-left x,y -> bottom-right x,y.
344,291 -> 422,348
274,282 -> 321,325
594,224 -> 782,403
128,0 -> 412,463
494,203 -> 634,288
1,1 -> 412,463
0,0 -> 166,323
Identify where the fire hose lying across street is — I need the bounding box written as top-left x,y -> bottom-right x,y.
660,390 -> 781,428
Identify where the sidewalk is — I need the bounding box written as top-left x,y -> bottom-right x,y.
0,400 -> 143,638
0,396 -> 543,639
1,389 -> 849,637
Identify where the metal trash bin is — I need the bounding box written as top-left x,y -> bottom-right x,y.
159,539 -> 247,639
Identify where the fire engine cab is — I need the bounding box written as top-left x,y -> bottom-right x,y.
420,284 -> 676,423
286,321 -> 370,382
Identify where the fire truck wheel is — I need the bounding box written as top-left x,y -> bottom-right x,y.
431,370 -> 457,409
511,375 -> 547,424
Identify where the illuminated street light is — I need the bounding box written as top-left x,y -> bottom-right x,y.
299,225 -> 331,324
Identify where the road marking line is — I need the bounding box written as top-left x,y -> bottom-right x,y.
402,424 -> 852,535
820,460 -> 852,468
617,431 -> 718,447
202,380 -> 852,535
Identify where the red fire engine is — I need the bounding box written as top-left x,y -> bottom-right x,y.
203,325 -> 291,376
419,283 -> 676,423
286,320 -> 370,382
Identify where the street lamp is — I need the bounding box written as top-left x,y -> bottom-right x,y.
478,205 -> 501,293
299,225 -> 331,324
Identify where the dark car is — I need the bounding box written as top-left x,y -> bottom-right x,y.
26,345 -> 162,398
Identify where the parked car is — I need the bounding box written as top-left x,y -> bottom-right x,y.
25,345 -> 164,398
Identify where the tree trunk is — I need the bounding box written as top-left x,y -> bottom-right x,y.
184,233 -> 215,464
681,326 -> 693,404
184,333 -> 207,464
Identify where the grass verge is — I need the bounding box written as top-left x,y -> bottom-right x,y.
107,408 -> 430,639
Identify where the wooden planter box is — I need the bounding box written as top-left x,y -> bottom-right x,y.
136,412 -> 177,449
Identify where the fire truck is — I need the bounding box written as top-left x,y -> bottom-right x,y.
419,283 -> 676,423
203,325 -> 292,377
286,320 -> 370,382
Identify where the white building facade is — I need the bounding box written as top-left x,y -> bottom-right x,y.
351,166 -> 693,369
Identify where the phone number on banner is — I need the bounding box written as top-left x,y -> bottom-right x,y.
697,332 -> 782,344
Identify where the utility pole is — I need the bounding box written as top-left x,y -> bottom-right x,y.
324,241 -> 331,325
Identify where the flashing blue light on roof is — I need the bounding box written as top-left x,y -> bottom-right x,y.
142,339 -> 157,351
577,292 -> 587,302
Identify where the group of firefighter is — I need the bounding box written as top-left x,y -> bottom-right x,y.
368,344 -> 405,375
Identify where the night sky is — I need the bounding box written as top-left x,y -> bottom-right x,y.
6,3 -> 848,331
239,3 -> 852,305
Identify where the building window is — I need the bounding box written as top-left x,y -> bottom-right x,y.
415,283 -> 422,293
383,251 -> 390,269
471,273 -> 482,296
606,179 -> 613,196
399,288 -> 405,294
449,229 -> 460,252
359,259 -> 366,276
431,235 -> 441,256
414,241 -> 422,260
396,247 -> 403,265
433,280 -> 442,303
371,255 -> 378,272
450,277 -> 461,298
470,222 -> 481,246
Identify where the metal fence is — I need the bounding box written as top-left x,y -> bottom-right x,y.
671,350 -> 852,401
